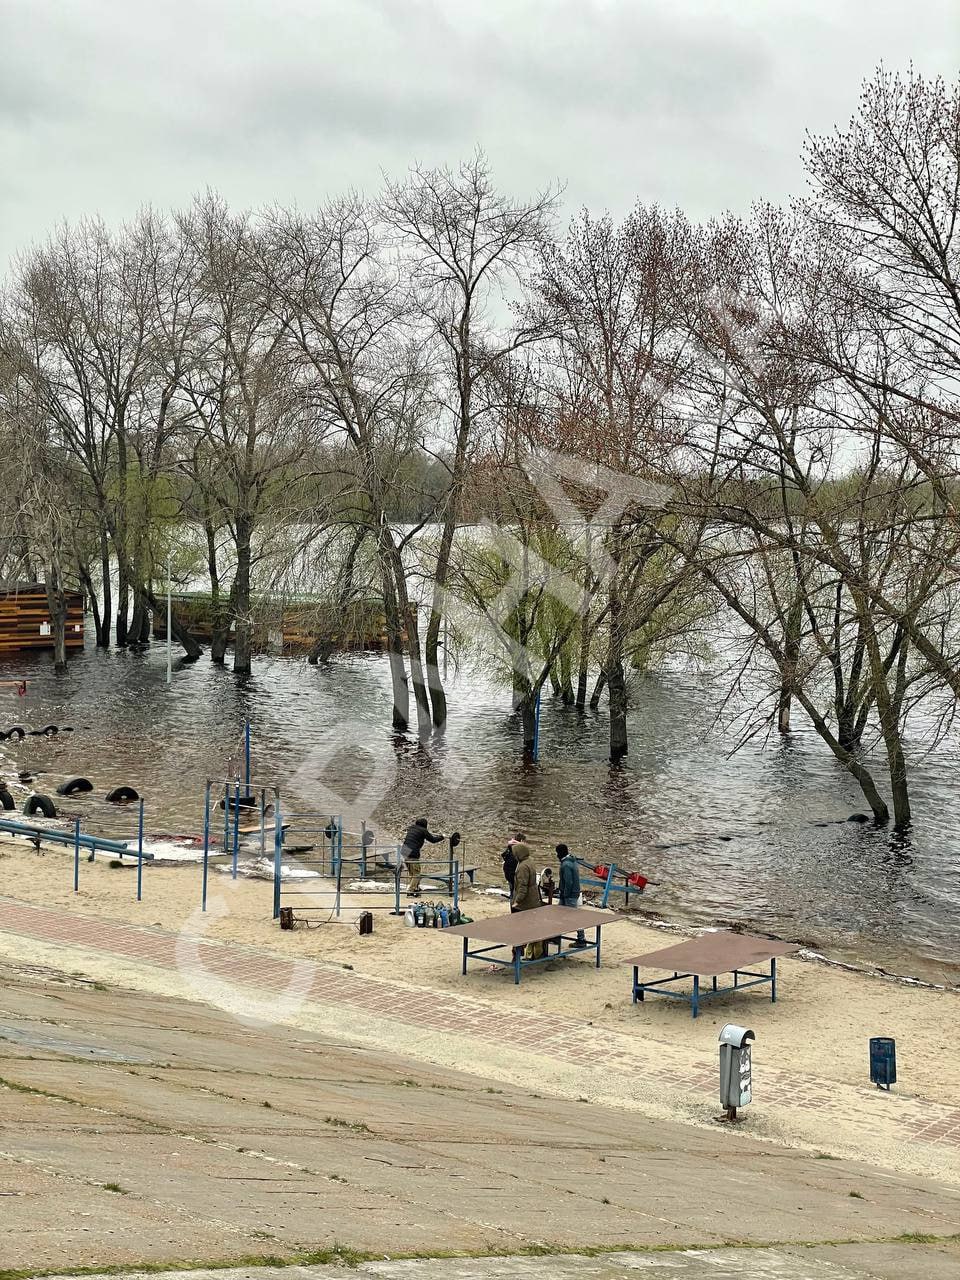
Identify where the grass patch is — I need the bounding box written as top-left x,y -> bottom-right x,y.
325,1116 -> 371,1134
102,1183 -> 128,1195
0,1077 -> 75,1105
848,1191 -> 864,1199
2,1231 -> 959,1280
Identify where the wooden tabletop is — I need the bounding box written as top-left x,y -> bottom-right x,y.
443,905 -> 620,946
625,931 -> 798,977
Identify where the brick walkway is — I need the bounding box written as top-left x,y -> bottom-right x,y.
2,896 -> 959,1150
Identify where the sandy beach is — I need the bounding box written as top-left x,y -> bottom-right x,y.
2,836 -> 958,1118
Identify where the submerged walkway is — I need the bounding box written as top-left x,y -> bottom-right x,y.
1,896 -> 959,1166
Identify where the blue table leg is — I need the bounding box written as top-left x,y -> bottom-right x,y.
692,974 -> 700,1018
595,925 -> 602,968
733,969 -> 739,988
771,957 -> 777,1003
461,937 -> 468,976
712,975 -> 718,992
514,948 -> 522,985
632,965 -> 639,1004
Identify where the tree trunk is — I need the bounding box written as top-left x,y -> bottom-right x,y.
520,696 -> 537,757
559,645 -> 574,705
44,561 -> 68,674
78,561 -> 104,649
887,742 -> 911,831
575,528 -> 593,711
607,655 -> 628,762
116,562 -> 129,647
137,593 -> 151,643
606,583 -> 628,763
575,616 -> 591,710
589,670 -> 607,710
99,526 -> 112,649
866,629 -> 911,830
425,382 -> 473,729
309,526 -> 366,665
382,568 -> 409,732
129,589 -> 148,645
777,594 -> 803,733
232,522 -> 253,676
145,588 -> 202,661
211,580 -> 233,665
381,533 -> 431,738
794,687 -> 889,823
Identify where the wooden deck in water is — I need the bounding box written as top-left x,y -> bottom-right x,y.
0,583 -> 84,654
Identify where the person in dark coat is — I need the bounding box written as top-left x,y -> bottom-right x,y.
501,832 -> 524,893
556,843 -> 586,946
400,818 -> 444,896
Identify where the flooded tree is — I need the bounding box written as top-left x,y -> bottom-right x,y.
261,197 -> 437,734
381,154 -> 556,729
535,205 -> 695,761
175,197 -> 326,676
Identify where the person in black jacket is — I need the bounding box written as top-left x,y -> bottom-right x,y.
400,817 -> 444,896
501,832 -> 524,895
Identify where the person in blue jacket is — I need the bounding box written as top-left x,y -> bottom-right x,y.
556,843 -> 586,946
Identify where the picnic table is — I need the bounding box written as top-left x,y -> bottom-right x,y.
443,905 -> 621,984
626,931 -> 798,1018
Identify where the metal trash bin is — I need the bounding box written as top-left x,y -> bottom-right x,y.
719,1023 -> 755,1120
869,1037 -> 896,1090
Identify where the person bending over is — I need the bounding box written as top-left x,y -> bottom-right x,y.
400,818 -> 444,897
501,831 -> 524,894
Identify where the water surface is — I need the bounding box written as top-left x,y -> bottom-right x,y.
0,642 -> 957,984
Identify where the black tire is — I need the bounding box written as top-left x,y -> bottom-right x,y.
217,794 -> 257,810
42,725 -> 59,737
56,777 -> 93,797
24,794 -> 57,819
105,785 -> 139,804
0,731 -> 7,742
0,789 -> 14,811
6,727 -> 25,741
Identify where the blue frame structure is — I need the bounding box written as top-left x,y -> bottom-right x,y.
632,958 -> 779,1019
576,859 -> 646,908
460,925 -> 604,985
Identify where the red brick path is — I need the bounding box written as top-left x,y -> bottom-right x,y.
1,896 -> 959,1150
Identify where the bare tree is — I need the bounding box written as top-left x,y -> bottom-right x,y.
261,197 -> 436,733
536,205 -> 695,759
381,153 -> 557,728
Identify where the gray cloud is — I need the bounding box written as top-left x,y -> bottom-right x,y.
0,0 -> 957,269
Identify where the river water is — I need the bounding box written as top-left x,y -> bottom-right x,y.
1,641 -> 958,985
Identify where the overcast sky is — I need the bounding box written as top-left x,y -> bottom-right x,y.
1,0 -> 957,272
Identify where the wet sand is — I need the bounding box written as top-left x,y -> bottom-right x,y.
2,839 -> 958,1126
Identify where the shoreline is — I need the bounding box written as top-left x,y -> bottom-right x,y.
4,829 -> 960,992
2,838 -> 959,1187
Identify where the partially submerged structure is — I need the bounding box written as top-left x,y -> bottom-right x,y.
0,582 -> 84,655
